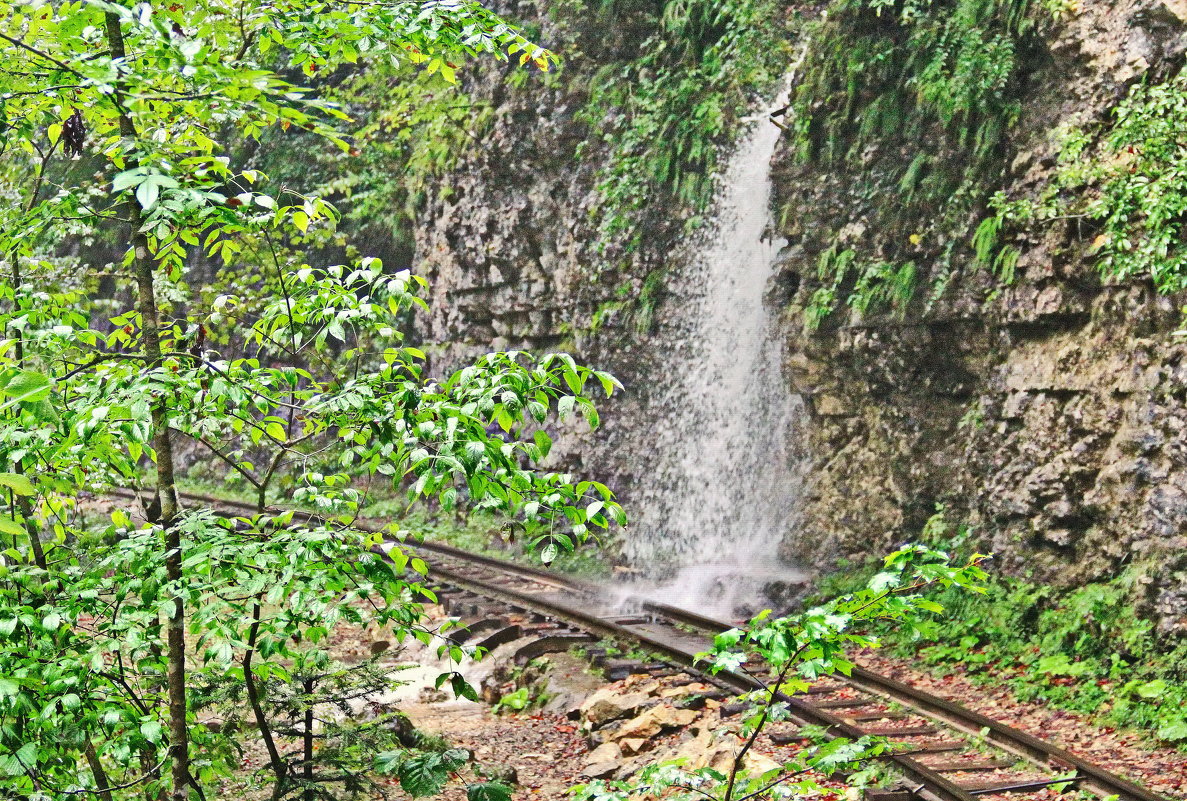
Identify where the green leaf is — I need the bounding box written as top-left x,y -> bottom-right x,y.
495,687 -> 529,711
0,370 -> 52,404
13,742 -> 35,772
136,179 -> 160,211
398,752 -> 451,797
112,169 -> 146,192
557,395 -> 575,419
1158,718 -> 1187,742
374,750 -> 404,775
0,517 -> 24,537
140,720 -> 164,743
1136,679 -> 1168,699
451,673 -> 479,702
0,474 -> 35,497
467,782 -> 513,801
914,599 -> 944,614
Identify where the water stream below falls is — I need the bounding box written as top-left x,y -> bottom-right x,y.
618,89 -> 808,619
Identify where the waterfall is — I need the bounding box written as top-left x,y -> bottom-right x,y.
619,86 -> 807,618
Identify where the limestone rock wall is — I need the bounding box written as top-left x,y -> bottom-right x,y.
771,0 -> 1187,633
412,0 -> 1187,633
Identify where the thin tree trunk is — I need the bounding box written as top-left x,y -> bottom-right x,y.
244,600 -> 287,799
85,741 -> 116,801
104,13 -> 189,801
302,677 -> 314,801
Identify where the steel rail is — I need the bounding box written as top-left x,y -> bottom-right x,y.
105,487 -> 1169,801
647,602 -> 1169,801
421,564 -> 976,801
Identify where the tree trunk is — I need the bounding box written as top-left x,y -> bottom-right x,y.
85,741 -> 116,801
302,677 -> 315,801
104,13 -> 189,801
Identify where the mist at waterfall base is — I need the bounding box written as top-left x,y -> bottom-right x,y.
611,94 -> 808,621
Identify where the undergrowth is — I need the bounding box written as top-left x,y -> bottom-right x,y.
239,63 -> 490,260
177,479 -> 611,577
810,513 -> 1187,747
359,498 -> 613,578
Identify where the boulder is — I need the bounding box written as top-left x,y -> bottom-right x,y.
1152,0 -> 1187,24
650,705 -> 699,728
623,677 -> 661,695
579,689 -> 652,727
619,737 -> 651,756
612,704 -> 698,741
612,712 -> 662,741
669,726 -> 714,766
659,682 -> 712,699
584,742 -> 621,765
581,761 -> 618,780
744,752 -> 782,776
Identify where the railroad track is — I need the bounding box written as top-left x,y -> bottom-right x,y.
106,487 -> 1170,801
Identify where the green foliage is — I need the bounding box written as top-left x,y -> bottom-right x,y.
248,65 -> 495,254
467,782 -> 515,801
396,748 -> 472,796
805,247 -> 917,325
580,272 -> 666,341
491,687 -> 532,713
812,519 -> 1187,747
0,1 -> 614,798
575,545 -> 988,800
983,66 -> 1187,296
489,657 -> 554,713
573,0 -> 790,244
632,269 -> 666,334
371,502 -> 614,577
789,0 -> 1049,322
379,746 -> 511,800
793,0 -> 1032,166
913,572 -> 1187,745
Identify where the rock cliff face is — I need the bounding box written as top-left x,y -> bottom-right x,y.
412,0 -> 688,491
771,0 -> 1187,633
412,0 -> 1187,632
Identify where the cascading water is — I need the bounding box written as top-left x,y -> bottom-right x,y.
619,85 -> 807,618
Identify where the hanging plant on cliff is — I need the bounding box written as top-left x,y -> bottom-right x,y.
0,1 -> 624,799
788,0 -> 1053,324
977,65 -> 1187,298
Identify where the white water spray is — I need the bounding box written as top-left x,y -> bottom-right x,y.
619,85 -> 807,618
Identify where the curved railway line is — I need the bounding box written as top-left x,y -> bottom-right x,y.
107,488 -> 1171,801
